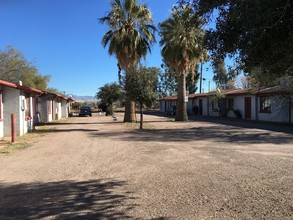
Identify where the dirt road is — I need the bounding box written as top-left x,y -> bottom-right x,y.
0,113 -> 292,219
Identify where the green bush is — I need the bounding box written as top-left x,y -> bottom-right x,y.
233,109 -> 242,119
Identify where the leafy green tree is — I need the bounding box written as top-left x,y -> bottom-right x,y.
212,59 -> 228,87
212,58 -> 237,89
159,4 -> 205,121
157,62 -> 177,98
180,0 -> 293,86
158,62 -> 200,97
96,82 -> 122,115
99,0 -> 156,122
46,88 -> 66,95
0,46 -> 50,90
125,66 -> 158,129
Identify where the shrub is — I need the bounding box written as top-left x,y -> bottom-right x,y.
233,109 -> 242,119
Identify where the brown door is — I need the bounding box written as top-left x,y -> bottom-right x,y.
245,97 -> 251,119
199,99 -> 203,115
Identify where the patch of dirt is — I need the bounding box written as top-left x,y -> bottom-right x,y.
0,112 -> 292,219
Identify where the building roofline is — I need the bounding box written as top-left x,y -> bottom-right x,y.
0,79 -> 43,94
0,79 -> 74,101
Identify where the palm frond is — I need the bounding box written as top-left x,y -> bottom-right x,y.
99,0 -> 156,70
159,5 -> 206,74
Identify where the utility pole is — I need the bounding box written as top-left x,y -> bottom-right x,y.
199,61 -> 203,93
208,81 -> 210,92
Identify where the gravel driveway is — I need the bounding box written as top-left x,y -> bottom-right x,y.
0,112 -> 292,219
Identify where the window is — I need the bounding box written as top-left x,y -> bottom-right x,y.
260,96 -> 271,113
211,99 -> 219,111
227,98 -> 234,110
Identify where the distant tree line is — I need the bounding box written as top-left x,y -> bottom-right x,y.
0,46 -> 66,94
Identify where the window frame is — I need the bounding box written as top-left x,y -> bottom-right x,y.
259,96 -> 271,113
211,99 -> 219,111
227,97 -> 234,110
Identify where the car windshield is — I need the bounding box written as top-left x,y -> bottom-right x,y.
80,107 -> 90,110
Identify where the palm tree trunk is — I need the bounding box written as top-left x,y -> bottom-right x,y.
124,68 -> 136,122
123,97 -> 136,122
176,72 -> 188,121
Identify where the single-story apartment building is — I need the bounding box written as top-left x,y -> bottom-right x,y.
159,87 -> 293,124
36,92 -> 72,123
0,80 -> 42,138
0,79 -> 74,138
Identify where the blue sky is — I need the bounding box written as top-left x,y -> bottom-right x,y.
0,0 -> 216,96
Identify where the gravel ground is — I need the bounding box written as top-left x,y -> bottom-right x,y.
0,112 -> 292,220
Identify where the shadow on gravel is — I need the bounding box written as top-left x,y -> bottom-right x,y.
144,111 -> 293,134
37,121 -> 123,126
189,116 -> 293,134
0,179 -> 136,219
93,125 -> 293,145
35,128 -> 98,133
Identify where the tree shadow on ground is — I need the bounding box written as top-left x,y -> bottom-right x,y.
35,128 -> 99,133
0,179 -> 136,220
143,110 -> 293,134
93,124 -> 293,145
37,121 -> 123,126
189,116 -> 293,134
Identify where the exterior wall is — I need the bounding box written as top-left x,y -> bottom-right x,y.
187,99 -> 193,114
48,100 -> 53,122
226,97 -> 236,118
226,95 -> 256,120
0,121 -> 3,138
3,87 -> 26,136
160,93 -> 293,124
53,100 -> 58,120
0,93 -> 3,138
189,97 -> 209,116
37,96 -> 68,122
232,96 -> 245,119
226,109 -> 235,118
205,95 -> 257,119
38,96 -> 54,123
203,97 -> 209,116
207,97 -> 221,117
257,96 -> 291,123
61,100 -> 68,118
159,101 -> 165,113
56,101 -> 62,120
159,100 -> 176,114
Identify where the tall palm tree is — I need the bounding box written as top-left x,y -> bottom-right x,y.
159,5 -> 205,121
99,0 -> 156,122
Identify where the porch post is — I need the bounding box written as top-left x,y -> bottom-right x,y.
11,114 -> 16,143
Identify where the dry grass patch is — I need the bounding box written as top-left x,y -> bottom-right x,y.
0,126 -> 56,154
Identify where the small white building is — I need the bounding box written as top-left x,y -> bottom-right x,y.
37,92 -> 72,123
0,79 -> 74,138
159,87 -> 293,125
0,80 -> 42,138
